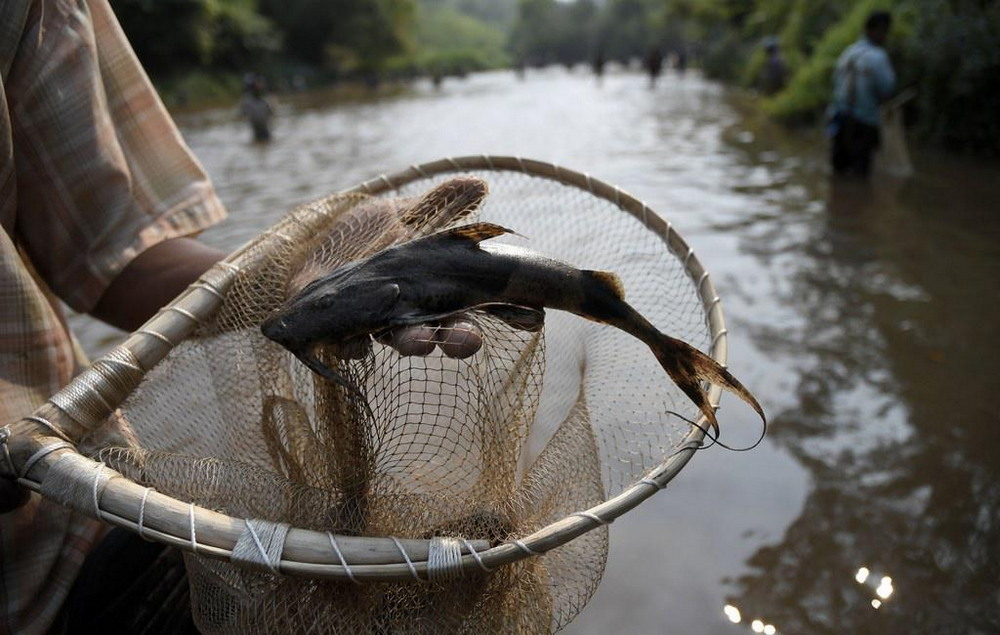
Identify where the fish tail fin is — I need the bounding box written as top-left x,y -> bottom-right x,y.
651,334 -> 765,437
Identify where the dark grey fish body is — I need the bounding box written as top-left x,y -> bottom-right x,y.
262,223 -> 765,434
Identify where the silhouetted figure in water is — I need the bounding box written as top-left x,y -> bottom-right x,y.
644,47 -> 664,87
240,74 -> 273,143
674,49 -> 688,74
829,11 -> 896,177
760,39 -> 789,95
592,48 -> 606,83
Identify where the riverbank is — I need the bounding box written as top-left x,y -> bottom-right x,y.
155,52 -> 507,114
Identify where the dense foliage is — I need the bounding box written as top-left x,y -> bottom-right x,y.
111,0 -> 514,91
508,0 -> 1000,155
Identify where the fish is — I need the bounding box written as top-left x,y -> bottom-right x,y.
261,221 -> 765,436
287,176 -> 491,296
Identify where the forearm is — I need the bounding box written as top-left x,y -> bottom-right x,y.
91,237 -> 225,331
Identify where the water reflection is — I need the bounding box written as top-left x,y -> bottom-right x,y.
723,115 -> 1000,634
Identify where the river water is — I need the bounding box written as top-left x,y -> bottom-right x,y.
78,67 -> 1000,634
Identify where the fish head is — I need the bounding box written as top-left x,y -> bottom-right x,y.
261,275 -> 401,350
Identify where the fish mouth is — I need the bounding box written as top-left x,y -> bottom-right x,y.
260,315 -> 288,343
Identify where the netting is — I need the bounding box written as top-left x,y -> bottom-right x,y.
73,162 -> 718,633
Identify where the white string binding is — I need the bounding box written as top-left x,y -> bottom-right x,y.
684,247 -> 695,268
82,380 -> 114,413
192,281 -> 225,300
326,532 -> 360,585
638,477 -> 665,490
391,536 -> 421,581
138,329 -> 173,347
39,453 -> 113,517
100,356 -> 143,374
245,521 -> 274,572
189,503 -> 198,553
90,461 -> 105,516
23,415 -> 73,443
168,306 -> 199,322
232,519 -> 289,574
137,487 -> 153,541
20,441 -> 74,478
572,511 -> 612,525
461,538 -> 492,573
427,537 -> 464,582
513,539 -> 541,556
712,328 -> 729,347
0,427 -> 13,477
697,271 -> 711,293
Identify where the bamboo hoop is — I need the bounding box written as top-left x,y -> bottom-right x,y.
4,156 -> 725,582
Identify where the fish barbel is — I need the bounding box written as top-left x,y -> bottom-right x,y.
262,221 -> 764,435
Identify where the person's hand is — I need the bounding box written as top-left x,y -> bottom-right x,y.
0,478 -> 29,514
383,317 -> 484,359
385,317 -> 483,359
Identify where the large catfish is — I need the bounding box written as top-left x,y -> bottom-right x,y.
262,221 -> 764,436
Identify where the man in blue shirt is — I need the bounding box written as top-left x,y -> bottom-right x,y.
829,11 -> 897,176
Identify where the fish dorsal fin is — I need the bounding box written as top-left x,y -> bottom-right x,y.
585,270 -> 626,299
401,177 -> 489,229
435,222 -> 519,244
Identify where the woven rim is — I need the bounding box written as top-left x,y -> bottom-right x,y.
6,156 -> 725,582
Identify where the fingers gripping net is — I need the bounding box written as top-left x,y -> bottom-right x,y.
93,161 -> 715,634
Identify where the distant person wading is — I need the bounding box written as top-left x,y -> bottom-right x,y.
828,11 -> 896,177
241,74 -> 274,143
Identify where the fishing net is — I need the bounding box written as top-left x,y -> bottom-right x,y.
5,157 -> 729,634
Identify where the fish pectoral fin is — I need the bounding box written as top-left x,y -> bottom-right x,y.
479,304 -> 546,332
584,270 -> 626,300
436,222 -> 523,244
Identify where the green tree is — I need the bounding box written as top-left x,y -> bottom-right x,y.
259,0 -> 415,74
509,0 -> 603,66
112,0 -> 279,76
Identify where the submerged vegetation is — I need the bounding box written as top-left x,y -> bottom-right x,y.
112,0 -> 1000,155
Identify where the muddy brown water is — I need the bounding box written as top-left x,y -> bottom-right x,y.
72,68 -> 1000,634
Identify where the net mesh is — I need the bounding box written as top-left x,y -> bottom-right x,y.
92,168 -> 712,633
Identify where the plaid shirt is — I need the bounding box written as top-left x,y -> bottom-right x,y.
0,1 -> 226,633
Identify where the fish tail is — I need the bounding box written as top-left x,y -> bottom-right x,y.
650,333 -> 765,437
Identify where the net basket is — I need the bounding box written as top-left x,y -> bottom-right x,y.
5,156 -> 729,633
